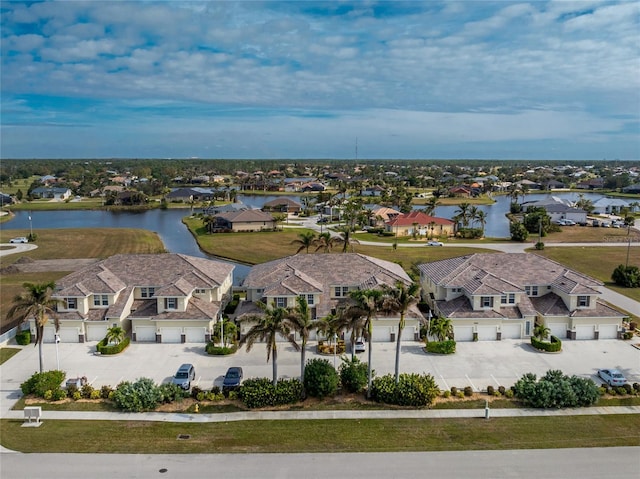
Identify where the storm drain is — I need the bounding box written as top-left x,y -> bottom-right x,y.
177,434 -> 191,440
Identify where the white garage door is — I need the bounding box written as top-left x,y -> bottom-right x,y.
477,326 -> 497,341
161,327 -> 182,343
598,324 -> 619,340
135,326 -> 156,342
371,326 -> 392,342
453,326 -> 474,342
58,327 -> 79,343
42,327 -> 56,343
185,327 -> 206,343
576,325 -> 595,340
502,323 -> 522,339
548,323 -> 567,339
86,323 -> 108,341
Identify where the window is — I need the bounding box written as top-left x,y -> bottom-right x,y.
481,296 -> 493,308
275,297 -> 287,308
508,293 -> 515,304
525,286 -> 538,297
452,287 -> 462,293
578,296 -> 590,307
300,294 -> 314,306
66,298 -> 77,310
500,295 -> 507,304
525,321 -> 531,336
141,287 -> 155,298
195,289 -> 206,294
334,286 -> 350,297
165,298 -> 177,310
93,294 -> 108,306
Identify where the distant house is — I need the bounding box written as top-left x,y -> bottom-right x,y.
166,187 -> 214,203
523,197 -> 587,224
542,180 -> 566,190
31,254 -> 234,343
385,210 -> 456,238
576,178 -> 604,190
31,187 -> 72,200
0,192 -> 13,206
622,183 -> 640,194
449,186 -> 472,198
592,198 -> 630,215
370,206 -> 401,226
202,202 -> 250,215
361,185 -> 386,197
213,209 -> 276,232
301,182 -> 326,192
262,198 -> 302,213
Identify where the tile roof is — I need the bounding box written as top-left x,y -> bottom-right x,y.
386,210 -> 455,227
216,209 -> 275,223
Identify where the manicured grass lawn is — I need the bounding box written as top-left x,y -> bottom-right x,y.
7,199 -> 106,210
2,415 -> 638,453
532,247 -> 640,304
0,347 -> 21,365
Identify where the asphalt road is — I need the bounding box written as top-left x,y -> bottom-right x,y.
0,242 -> 38,257
1,447 -> 638,479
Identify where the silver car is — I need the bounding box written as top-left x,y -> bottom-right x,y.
597,369 -> 626,387
171,363 -> 195,390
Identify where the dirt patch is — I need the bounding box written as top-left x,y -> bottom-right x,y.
3,258 -> 99,273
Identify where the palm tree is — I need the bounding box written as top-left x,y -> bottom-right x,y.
313,232 -> 337,253
424,196 -> 440,216
533,324 -> 550,341
381,281 -> 419,383
291,231 -> 316,254
105,325 -> 125,345
468,206 -> 479,228
239,301 -> 300,386
475,210 -> 487,237
316,313 -> 341,350
287,296 -> 319,378
345,289 -> 382,397
454,202 -> 472,228
7,281 -> 61,372
202,215 -> 216,233
334,226 -> 360,253
429,316 -> 452,342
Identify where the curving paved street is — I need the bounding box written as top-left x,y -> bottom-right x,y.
0,243 -> 38,257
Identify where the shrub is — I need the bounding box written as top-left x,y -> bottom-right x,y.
623,331 -> 633,340
450,386 -> 458,396
633,383 -> 640,392
370,373 -> 439,407
456,391 -> 464,399
211,386 -> 221,395
611,264 -> 640,288
90,390 -> 101,400
81,384 -> 94,399
513,370 -> 599,408
113,378 -> 163,412
498,385 -> 506,395
442,390 -> 451,398
339,356 -> 368,393
196,392 -> 206,401
486,385 -> 495,396
43,390 -> 53,400
531,335 -> 562,352
100,385 -> 113,399
623,383 -> 633,395
191,386 -> 203,399
52,388 -> 67,401
66,383 -> 79,397
504,389 -> 514,399
21,370 -> 66,398
159,383 -> 189,403
303,358 -> 339,399
463,386 -> 473,397
72,391 -> 82,401
534,241 -> 545,250
425,340 -> 456,354
96,337 -> 130,355
615,386 -> 627,395
15,329 -> 31,345
239,378 -> 304,409
205,343 -> 237,355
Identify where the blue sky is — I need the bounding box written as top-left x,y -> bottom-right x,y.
1,0 -> 638,160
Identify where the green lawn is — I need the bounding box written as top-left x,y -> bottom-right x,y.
2,415 -> 638,453
0,347 -> 21,365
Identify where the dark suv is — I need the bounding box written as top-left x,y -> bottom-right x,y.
222,367 -> 243,392
171,363 -> 195,390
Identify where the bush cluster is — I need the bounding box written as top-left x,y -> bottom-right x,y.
370,373 -> 439,407
205,343 -> 237,355
339,356 -> 369,393
113,378 -> 163,412
513,370 -> 599,408
303,358 -> 339,399
425,340 -> 456,354
224,294 -> 241,314
21,370 -> 66,398
15,329 -> 31,345
239,378 -> 304,409
531,335 -> 562,352
96,337 -> 130,355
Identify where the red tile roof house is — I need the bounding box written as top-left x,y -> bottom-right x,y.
236,253 -> 425,343
418,253 -> 625,341
385,210 -> 456,239
30,254 -> 234,343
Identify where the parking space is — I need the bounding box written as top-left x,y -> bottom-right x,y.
1,339 -> 639,403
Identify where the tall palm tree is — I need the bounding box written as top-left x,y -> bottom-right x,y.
202,215 -> 216,234
287,296 -> 319,378
424,196 -> 440,216
316,313 -> 341,349
381,281 -> 419,383
533,324 -> 550,341
313,232 -> 337,253
475,210 -> 487,237
105,325 -> 125,345
346,289 -> 382,397
429,316 -> 453,342
239,301 -> 300,386
335,226 -> 360,253
468,206 -> 479,228
290,231 -> 316,254
454,202 -> 472,228
7,281 -> 61,372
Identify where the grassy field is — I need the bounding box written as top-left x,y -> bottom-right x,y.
533,247 -> 640,303
0,347 -> 21,365
0,229 -> 166,332
1,415 -> 638,453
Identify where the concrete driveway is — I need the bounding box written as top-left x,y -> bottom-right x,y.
0,242 -> 38,257
2,337 -> 638,414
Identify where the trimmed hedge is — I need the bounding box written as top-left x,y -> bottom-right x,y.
303,358 -> 339,399
513,369 -> 599,408
21,370 -> 66,397
425,340 -> 456,354
15,329 -> 31,345
370,373 -> 440,407
238,377 -> 304,409
96,337 -> 130,355
531,335 -> 562,352
205,343 -> 237,355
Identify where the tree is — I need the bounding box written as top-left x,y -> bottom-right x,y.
313,232 -> 337,253
345,289 -> 383,398
533,324 -> 550,341
454,202 -> 472,228
510,221 -> 529,242
611,264 -> 640,288
334,226 -> 360,253
202,215 -> 216,233
7,282 -> 61,373
239,301 -> 300,386
381,281 -> 419,383
429,316 -> 452,342
105,326 -> 125,345
213,318 -> 238,347
291,231 -> 316,254
287,296 -> 319,378
475,210 -> 487,236
424,196 -> 440,216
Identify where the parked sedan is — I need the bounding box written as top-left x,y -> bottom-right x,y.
171,363 -> 195,390
223,366 -> 243,391
597,369 -> 626,387
9,237 -> 29,243
426,240 -> 444,246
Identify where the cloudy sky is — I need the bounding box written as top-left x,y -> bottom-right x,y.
1,1 -> 638,160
